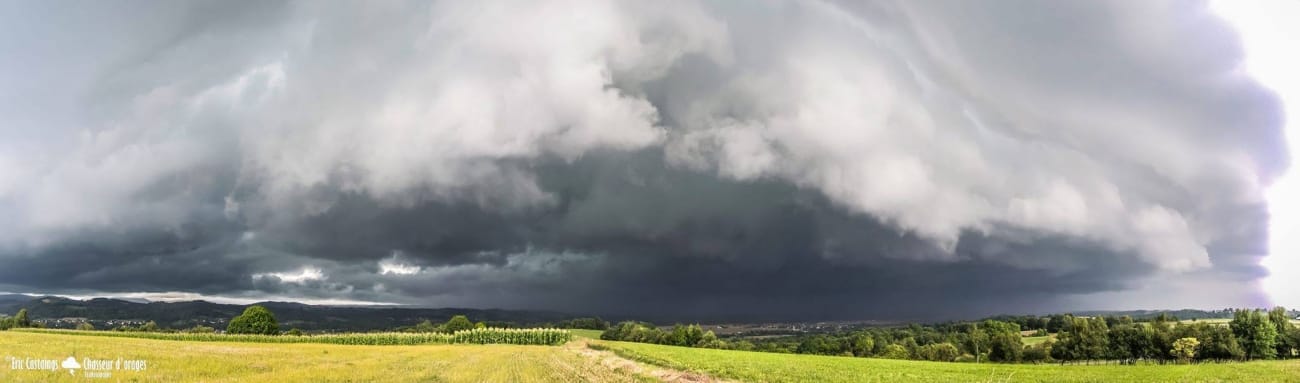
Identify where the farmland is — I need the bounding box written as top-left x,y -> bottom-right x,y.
6,329 -> 1300,382
0,330 -> 642,383
593,339 -> 1300,383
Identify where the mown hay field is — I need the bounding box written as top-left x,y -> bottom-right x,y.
0,330 -> 643,383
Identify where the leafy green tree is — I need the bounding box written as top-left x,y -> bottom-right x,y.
1046,315 -> 1069,333
682,325 -> 706,347
76,322 -> 95,331
987,331 -> 1023,362
917,342 -> 961,361
1080,317 -> 1111,360
1231,309 -> 1278,360
443,315 -> 475,333
1269,307 -> 1297,358
227,305 -> 280,335
1149,316 -> 1175,361
601,321 -> 636,341
601,321 -> 669,344
286,328 -> 304,336
1199,324 -> 1244,361
879,344 -> 910,359
731,340 -> 755,351
900,337 -> 920,358
140,321 -> 159,332
850,333 -> 875,357
413,320 -> 437,333
796,335 -> 842,355
1108,324 -> 1158,362
1172,337 -> 1199,363
965,323 -> 990,362
14,309 -> 30,328
696,330 -> 725,348
1052,316 -> 1109,363
1022,339 -> 1053,363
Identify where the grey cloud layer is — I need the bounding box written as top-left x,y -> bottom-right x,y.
0,0 -> 1283,320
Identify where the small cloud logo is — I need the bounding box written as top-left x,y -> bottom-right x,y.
61,356 -> 81,375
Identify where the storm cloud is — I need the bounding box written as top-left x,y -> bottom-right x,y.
0,0 -> 1285,320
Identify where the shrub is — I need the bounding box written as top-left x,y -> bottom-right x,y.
76,322 -> 96,331
227,305 -> 280,335
286,328 -> 304,336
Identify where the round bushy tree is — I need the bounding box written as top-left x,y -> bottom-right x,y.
879,344 -> 910,359
1172,337 -> 1200,363
443,315 -> 475,333
227,305 -> 280,335
14,309 -> 30,328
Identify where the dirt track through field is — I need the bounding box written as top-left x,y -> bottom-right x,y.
565,340 -> 730,383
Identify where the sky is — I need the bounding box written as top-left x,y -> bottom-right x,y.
1209,0 -> 1300,313
0,0 -> 1290,321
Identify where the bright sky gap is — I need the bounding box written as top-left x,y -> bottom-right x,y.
1211,0 -> 1300,308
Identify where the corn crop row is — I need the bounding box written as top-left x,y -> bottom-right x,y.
451,327 -> 572,345
14,327 -> 571,346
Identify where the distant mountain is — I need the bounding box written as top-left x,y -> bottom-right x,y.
0,294 -> 35,307
0,296 -> 575,331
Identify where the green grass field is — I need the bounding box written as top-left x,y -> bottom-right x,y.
593,339 -> 1300,383
570,329 -> 606,339
1021,334 -> 1055,346
5,330 -> 1300,382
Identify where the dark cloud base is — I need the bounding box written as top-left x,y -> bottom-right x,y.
0,151 -> 1266,321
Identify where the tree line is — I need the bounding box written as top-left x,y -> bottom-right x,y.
600,307 -> 1299,364
0,309 -> 34,330
600,321 -> 727,348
